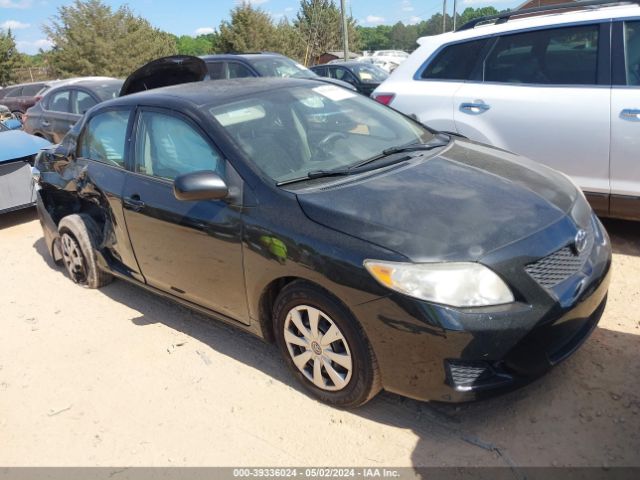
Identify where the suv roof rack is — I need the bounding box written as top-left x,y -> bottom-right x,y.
457,0 -> 640,31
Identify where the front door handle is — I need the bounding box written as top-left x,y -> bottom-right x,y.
123,195 -> 146,212
460,101 -> 491,115
41,121 -> 50,127
621,109 -> 640,121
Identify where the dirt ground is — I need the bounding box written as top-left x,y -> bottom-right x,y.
0,208 -> 639,469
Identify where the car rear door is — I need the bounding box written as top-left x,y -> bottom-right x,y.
453,23 -> 611,204
42,88 -> 81,143
393,38 -> 490,132
610,19 -> 640,218
74,107 -> 143,280
121,107 -> 248,323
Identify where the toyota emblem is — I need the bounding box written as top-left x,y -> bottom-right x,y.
574,229 -> 588,254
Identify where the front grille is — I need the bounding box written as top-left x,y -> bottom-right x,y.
525,225 -> 594,289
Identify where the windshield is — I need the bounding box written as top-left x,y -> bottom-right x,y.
93,81 -> 124,101
351,64 -> 388,83
207,84 -> 433,183
248,57 -> 316,79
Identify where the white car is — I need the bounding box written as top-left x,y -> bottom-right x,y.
373,1 -> 640,220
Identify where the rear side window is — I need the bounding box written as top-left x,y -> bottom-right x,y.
485,24 -> 599,85
227,62 -> 254,79
78,110 -> 130,167
5,87 -> 22,98
207,62 -> 226,80
420,39 -> 488,80
22,84 -> 44,96
625,21 -> 640,86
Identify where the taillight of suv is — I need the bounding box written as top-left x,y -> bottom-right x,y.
372,93 -> 395,106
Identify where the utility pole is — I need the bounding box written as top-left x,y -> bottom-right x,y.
442,0 -> 448,33
340,0 -> 349,61
453,0 -> 458,30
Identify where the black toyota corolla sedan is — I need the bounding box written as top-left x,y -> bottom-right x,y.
33,74 -> 611,407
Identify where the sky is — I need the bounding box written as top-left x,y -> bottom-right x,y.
1,0 -> 522,55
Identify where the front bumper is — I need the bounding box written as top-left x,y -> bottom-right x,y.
351,214 -> 612,402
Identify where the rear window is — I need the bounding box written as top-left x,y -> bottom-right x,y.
484,24 -> 599,85
420,39 -> 489,80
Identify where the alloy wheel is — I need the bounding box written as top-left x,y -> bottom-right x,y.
283,305 -> 353,391
60,233 -> 87,284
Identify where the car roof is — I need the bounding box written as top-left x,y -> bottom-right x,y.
47,78 -> 123,91
418,4 -> 640,45
200,53 -> 285,62
102,77 -> 318,109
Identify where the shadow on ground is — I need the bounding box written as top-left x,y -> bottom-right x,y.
30,216 -> 640,470
602,218 -> 640,257
0,207 -> 37,230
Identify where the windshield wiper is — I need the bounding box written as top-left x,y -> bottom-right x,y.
277,133 -> 451,186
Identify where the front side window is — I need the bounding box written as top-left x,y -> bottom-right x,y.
330,67 -> 357,83
421,39 -> 489,80
208,85 -> 433,183
134,111 -> 223,181
48,90 -> 71,113
625,21 -> 640,86
485,24 -> 599,85
73,91 -> 97,115
78,110 -> 130,167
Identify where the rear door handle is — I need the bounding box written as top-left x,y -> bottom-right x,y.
41,121 -> 50,127
621,109 -> 640,121
123,196 -> 146,212
460,102 -> 491,114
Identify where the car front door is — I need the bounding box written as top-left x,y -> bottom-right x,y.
121,108 -> 248,323
610,19 -> 640,218
453,23 -> 611,204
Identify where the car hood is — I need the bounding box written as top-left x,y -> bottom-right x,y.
295,140 -> 579,262
120,55 -> 207,96
0,130 -> 52,163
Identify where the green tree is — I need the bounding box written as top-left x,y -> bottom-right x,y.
176,33 -> 218,56
357,25 -> 392,52
0,29 -> 21,87
274,19 -> 306,62
295,0 -> 358,65
43,0 -> 177,78
217,3 -> 280,53
457,7 -> 499,29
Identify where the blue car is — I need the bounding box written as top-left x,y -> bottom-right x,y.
0,122 -> 51,214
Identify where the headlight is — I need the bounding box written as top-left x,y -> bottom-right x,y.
364,260 -> 514,307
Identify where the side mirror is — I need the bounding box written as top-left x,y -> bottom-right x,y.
173,170 -> 228,202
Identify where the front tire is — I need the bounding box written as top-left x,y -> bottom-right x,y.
274,281 -> 381,408
57,214 -> 113,289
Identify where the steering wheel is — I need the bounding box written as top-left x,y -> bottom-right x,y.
314,132 -> 348,160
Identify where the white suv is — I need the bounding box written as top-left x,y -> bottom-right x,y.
373,1 -> 640,220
